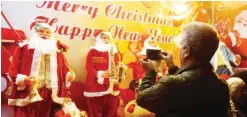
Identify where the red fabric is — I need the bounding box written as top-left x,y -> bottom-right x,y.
33,87 -> 54,117
223,31 -> 247,68
55,110 -> 65,117
55,110 -> 72,117
127,104 -> 136,113
240,60 -> 247,68
93,29 -> 105,37
64,113 -> 71,117
127,62 -> 146,81
24,78 -> 31,86
1,28 -> 25,74
119,88 -> 135,106
84,48 -> 120,93
85,48 -> 120,117
219,74 -> 230,80
14,104 -> 36,117
69,82 -> 87,111
1,43 -> 19,74
14,87 -> 53,117
8,44 -> 70,116
86,95 -> 119,117
222,34 -> 233,49
1,28 -> 26,41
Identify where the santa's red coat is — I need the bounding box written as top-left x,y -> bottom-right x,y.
84,48 -> 120,94
127,61 -> 146,81
223,31 -> 247,68
8,44 -> 71,106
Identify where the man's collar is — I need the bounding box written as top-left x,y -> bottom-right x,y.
175,61 -> 212,75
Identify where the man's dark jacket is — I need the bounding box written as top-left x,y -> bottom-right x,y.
137,61 -> 230,117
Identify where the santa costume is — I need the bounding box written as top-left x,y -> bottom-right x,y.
83,31 -> 123,117
127,33 -> 153,82
8,23 -> 75,117
223,10 -> 247,68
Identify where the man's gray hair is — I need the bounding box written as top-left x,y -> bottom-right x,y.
182,22 -> 219,62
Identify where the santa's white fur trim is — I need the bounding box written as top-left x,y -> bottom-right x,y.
97,71 -> 104,85
228,32 -> 237,47
83,90 -> 110,97
18,41 -> 29,48
15,74 -> 27,85
8,96 -> 30,107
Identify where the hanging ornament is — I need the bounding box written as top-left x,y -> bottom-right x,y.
141,1 -> 155,8
172,19 -> 183,27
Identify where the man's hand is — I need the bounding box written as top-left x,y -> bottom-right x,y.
159,52 -> 175,68
140,59 -> 155,70
101,70 -> 111,78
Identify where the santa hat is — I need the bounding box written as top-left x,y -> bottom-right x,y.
138,33 -> 160,56
30,21 -> 54,34
94,30 -> 114,43
93,29 -> 105,38
139,32 -> 152,45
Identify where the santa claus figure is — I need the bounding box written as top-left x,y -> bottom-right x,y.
83,31 -> 125,117
139,33 -> 166,78
223,10 -> 247,68
8,22 -> 75,117
127,33 -> 152,82
138,33 -> 161,56
55,101 -> 87,117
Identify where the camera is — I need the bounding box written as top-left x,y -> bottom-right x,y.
146,49 -> 161,60
146,49 -> 168,60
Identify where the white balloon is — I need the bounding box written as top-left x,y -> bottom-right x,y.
1,76 -> 7,92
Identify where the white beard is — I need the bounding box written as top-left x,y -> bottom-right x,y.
234,23 -> 247,39
233,10 -> 247,39
28,34 -> 58,54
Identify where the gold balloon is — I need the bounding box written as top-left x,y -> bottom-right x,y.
172,19 -> 183,27
141,1 -> 155,8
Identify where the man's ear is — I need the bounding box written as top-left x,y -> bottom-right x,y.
184,46 -> 191,58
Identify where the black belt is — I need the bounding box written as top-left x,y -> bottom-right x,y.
218,65 -> 227,69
